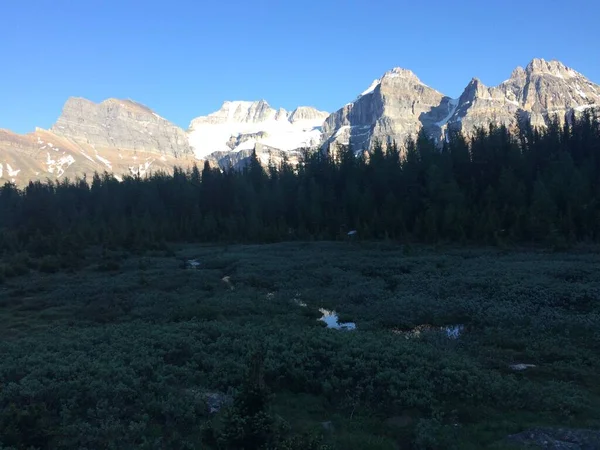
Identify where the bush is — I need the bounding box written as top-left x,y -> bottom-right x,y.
0,402 -> 57,449
38,256 -> 61,273
1,253 -> 31,277
96,261 -> 121,272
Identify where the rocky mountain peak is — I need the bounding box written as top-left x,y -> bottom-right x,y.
460,77 -> 500,102
466,77 -> 485,90
457,78 -> 482,102
525,58 -> 579,79
289,106 -> 329,123
382,67 -> 421,82
0,96 -> 196,186
323,59 -> 600,152
358,67 -> 428,99
275,107 -> 288,121
189,100 -> 282,129
322,65 -> 447,150
378,67 -> 431,92
51,96 -> 192,157
54,97 -> 163,125
450,58 -> 600,133
509,66 -> 526,82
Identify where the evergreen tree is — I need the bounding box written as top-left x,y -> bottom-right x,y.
0,113 -> 599,252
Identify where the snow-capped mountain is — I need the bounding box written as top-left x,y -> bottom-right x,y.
1,58 -> 598,186
187,100 -> 328,158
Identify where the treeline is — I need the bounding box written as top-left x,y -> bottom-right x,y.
0,112 -> 599,256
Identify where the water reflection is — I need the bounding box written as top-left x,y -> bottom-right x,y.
318,309 -> 356,330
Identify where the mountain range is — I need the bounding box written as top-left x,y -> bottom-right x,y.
1,58 -> 598,186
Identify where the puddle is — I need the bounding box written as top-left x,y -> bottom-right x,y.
318,309 -> 356,330
393,324 -> 464,340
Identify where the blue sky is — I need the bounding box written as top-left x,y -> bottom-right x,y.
1,0 -> 598,134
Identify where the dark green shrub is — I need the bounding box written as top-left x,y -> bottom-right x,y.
2,252 -> 32,277
0,402 -> 57,449
38,256 -> 61,273
96,260 -> 121,272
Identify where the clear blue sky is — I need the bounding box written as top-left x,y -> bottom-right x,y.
1,0 -> 598,134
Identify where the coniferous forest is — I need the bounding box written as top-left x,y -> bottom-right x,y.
0,113 -> 599,258
1,114 -> 600,450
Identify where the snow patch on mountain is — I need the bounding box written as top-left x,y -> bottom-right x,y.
47,153 -> 75,177
359,79 -> 380,97
79,150 -> 96,163
6,164 -> 20,177
187,101 -> 328,158
129,159 -> 155,177
95,154 -> 112,170
334,126 -> 351,138
436,98 -> 460,127
574,103 -> 599,112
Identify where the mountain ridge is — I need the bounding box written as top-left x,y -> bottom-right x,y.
1,58 -> 599,186
323,58 -> 600,150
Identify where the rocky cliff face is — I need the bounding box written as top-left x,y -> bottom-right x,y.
187,101 -> 328,159
289,106 -> 329,123
51,98 -> 192,157
323,59 -> 600,151
442,78 -> 521,139
500,59 -> 599,125
322,68 -> 453,150
445,59 -> 600,134
0,98 -> 196,186
205,143 -> 303,171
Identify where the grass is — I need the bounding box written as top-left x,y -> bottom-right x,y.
0,241 -> 599,449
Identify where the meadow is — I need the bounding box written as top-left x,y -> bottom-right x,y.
0,241 -> 599,449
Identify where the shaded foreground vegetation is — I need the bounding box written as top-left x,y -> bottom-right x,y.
1,242 -> 599,449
